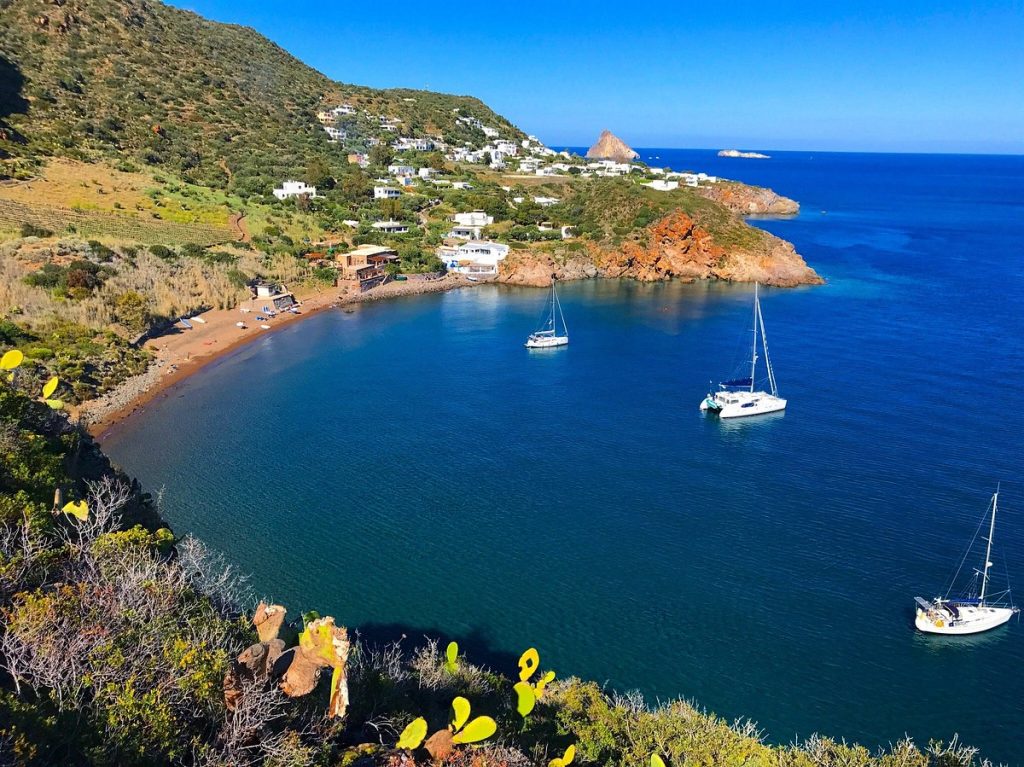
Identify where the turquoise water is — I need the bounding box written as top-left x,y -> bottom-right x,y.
101,151 -> 1024,763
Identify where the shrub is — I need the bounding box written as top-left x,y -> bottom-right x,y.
148,244 -> 175,260
19,223 -> 53,238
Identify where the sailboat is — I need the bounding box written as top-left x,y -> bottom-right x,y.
915,489 -> 1019,635
525,279 -> 569,349
700,284 -> 786,418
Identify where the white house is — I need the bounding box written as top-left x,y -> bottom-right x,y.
452,181 -> 474,190
418,167 -> 438,179
453,211 -> 494,228
439,240 -> 509,275
447,212 -> 492,240
372,220 -> 410,234
323,126 -> 346,142
273,181 -> 318,200
374,186 -> 402,199
644,179 -> 679,192
388,164 -> 416,177
533,196 -> 560,207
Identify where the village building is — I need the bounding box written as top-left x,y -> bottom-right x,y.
644,179 -> 680,192
374,186 -> 402,199
272,181 -> 318,200
388,164 -> 416,177
243,281 -> 297,313
438,240 -> 509,276
335,245 -> 399,292
372,220 -> 410,234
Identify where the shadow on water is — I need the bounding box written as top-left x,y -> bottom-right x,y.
354,621 -> 521,676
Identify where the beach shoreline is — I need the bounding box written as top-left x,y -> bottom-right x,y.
80,274 -> 484,439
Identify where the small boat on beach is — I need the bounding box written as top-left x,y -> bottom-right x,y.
178,317 -> 193,330
260,324 -> 271,330
235,321 -> 247,329
700,283 -> 786,418
466,276 -> 479,282
192,316 -> 207,324
915,488 -> 1019,635
525,279 -> 569,349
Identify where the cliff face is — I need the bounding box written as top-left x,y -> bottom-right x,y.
695,182 -> 799,216
586,130 -> 639,162
499,211 -> 821,288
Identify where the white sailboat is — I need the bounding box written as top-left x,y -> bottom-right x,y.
915,489 -> 1019,635
700,284 -> 786,418
525,279 -> 569,349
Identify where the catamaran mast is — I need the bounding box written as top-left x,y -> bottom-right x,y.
749,284 -> 759,393
758,290 -> 778,397
980,489 -> 998,603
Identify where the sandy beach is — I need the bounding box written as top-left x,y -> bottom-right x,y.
80,274 -> 485,438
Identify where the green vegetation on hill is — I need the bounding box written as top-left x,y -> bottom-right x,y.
0,0 -> 522,196
0,384 -> 994,765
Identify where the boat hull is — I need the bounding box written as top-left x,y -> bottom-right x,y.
525,335 -> 569,349
701,391 -> 786,418
915,604 -> 1017,635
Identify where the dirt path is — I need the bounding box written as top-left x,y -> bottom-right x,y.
228,211 -> 250,242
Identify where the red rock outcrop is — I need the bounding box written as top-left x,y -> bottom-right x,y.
498,211 -> 822,288
695,182 -> 799,215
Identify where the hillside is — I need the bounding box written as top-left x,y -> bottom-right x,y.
0,0 -> 523,196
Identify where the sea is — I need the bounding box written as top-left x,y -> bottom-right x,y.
101,149 -> 1024,763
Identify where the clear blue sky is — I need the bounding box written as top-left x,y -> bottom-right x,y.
170,0 -> 1024,154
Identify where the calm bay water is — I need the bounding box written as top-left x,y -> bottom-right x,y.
102,150 -> 1024,762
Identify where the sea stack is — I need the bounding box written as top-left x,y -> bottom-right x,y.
586,130 -> 639,162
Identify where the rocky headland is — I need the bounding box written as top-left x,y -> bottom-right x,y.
586,130 -> 640,162
499,210 -> 821,288
695,181 -> 799,215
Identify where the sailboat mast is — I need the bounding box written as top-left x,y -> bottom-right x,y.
749,284 -> 759,392
980,489 -> 998,603
758,292 -> 777,397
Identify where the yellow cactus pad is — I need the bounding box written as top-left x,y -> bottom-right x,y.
44,399 -> 64,410
42,376 -> 59,399
535,669 -> 556,697
450,715 -> 496,745
62,500 -> 89,521
451,696 -> 471,731
445,640 -> 459,672
514,681 -> 536,717
0,350 -> 23,370
518,647 -> 540,682
549,744 -> 576,767
298,617 -> 343,666
651,754 -> 667,767
396,717 -> 428,750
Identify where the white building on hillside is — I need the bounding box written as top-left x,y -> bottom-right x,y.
273,181 -> 318,200
447,212 -> 494,240
388,164 -> 416,177
373,220 -> 410,234
374,186 -> 402,199
438,240 -> 509,275
644,179 -> 679,192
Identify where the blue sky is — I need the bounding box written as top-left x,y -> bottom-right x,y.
171,0 -> 1024,154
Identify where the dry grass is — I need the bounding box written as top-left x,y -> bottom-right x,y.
0,159 -> 153,213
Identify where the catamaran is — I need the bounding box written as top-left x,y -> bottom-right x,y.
700,284 -> 786,418
525,279 -> 569,349
915,488 -> 1018,635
